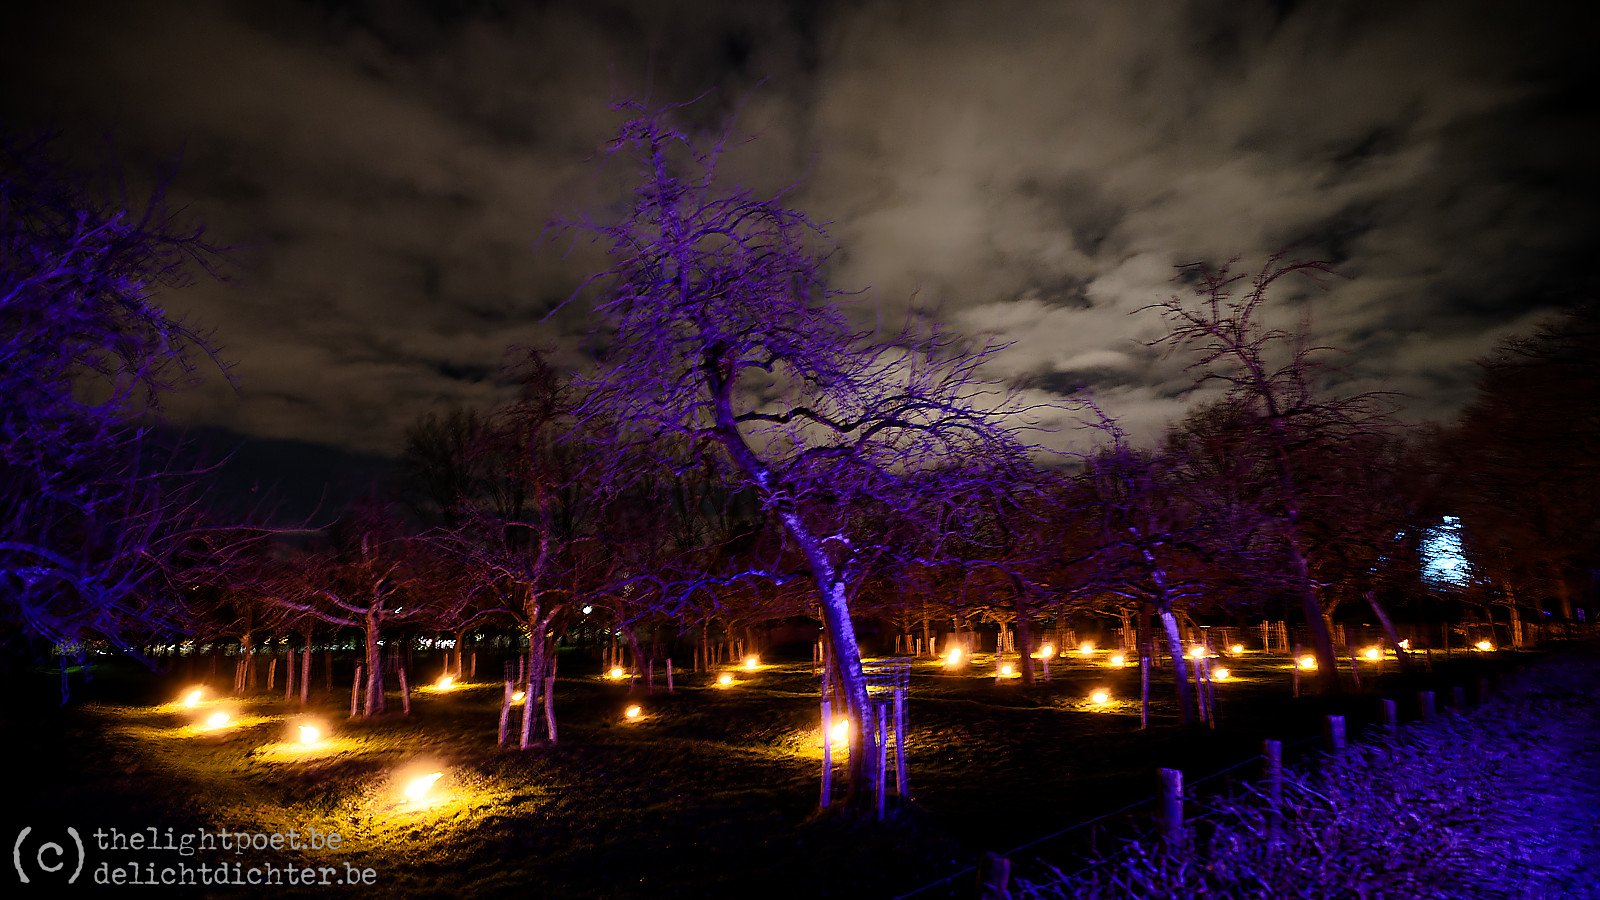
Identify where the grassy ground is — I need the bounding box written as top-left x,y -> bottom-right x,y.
8,645 -> 1533,897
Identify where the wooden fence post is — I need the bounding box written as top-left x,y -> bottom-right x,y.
1381,698 -> 1398,734
1262,739 -> 1282,806
1325,714 -> 1346,752
894,688 -> 909,800
398,666 -> 411,715
350,665 -> 362,718
1158,768 -> 1185,845
978,853 -> 1011,900
666,659 -> 674,693
1418,690 -> 1436,719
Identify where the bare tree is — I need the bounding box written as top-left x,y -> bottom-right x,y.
563,106 -> 1038,808
0,134 -> 228,677
1147,257 -> 1395,690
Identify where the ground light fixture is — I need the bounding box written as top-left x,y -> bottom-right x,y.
1298,655 -> 1318,670
716,673 -> 734,687
1230,644 -> 1244,655
999,663 -> 1015,677
743,655 -> 760,671
402,772 -> 443,804
1108,653 -> 1125,667
624,704 -> 642,720
181,687 -> 206,708
203,711 -> 232,730
608,666 -> 626,680
1474,640 -> 1494,651
1188,646 -> 1207,659
1212,667 -> 1231,681
1089,688 -> 1111,705
829,718 -> 850,746
435,674 -> 455,691
943,647 -> 963,667
511,690 -> 526,704
1363,647 -> 1382,661
1077,642 -> 1095,656
297,724 -> 322,747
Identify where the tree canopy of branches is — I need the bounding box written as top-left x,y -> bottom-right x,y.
0,135 -> 225,661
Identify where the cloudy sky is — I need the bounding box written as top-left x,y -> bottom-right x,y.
4,0 -> 1596,478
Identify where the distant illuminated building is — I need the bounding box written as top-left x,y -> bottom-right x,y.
1420,515 -> 1470,587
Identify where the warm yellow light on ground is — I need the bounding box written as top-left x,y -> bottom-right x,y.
203,711 -> 231,730
1188,646 -> 1207,659
1108,653 -> 1125,667
1230,644 -> 1244,655
1474,640 -> 1493,652
743,655 -> 759,671
999,663 -> 1015,677
1077,642 -> 1095,656
403,772 -> 443,803
1037,643 -> 1055,658
297,725 -> 321,746
716,673 -> 734,687
435,675 -> 455,691
944,648 -> 963,667
608,666 -> 626,680
1298,655 -> 1318,670
624,705 -> 642,720
1090,688 -> 1111,705
1363,647 -> 1381,661
1213,667 -> 1231,681
511,690 -> 526,703
182,688 -> 205,708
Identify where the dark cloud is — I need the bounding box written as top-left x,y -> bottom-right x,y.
2,0 -> 1595,462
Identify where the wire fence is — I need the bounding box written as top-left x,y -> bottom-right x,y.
893,734 -> 1325,899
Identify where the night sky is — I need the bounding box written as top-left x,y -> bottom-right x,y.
4,1 -> 1596,478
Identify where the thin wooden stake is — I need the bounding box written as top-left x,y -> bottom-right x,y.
1139,656 -> 1150,730
893,688 -> 909,799
498,679 -> 512,746
1418,689 -> 1436,719
350,664 -> 362,718
398,666 -> 411,715
666,658 -> 674,693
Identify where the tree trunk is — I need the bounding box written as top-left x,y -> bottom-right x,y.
1157,608 -> 1195,725
1014,611 -> 1035,687
363,618 -> 383,717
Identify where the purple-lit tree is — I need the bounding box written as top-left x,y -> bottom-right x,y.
0,135 -> 225,670
565,107 -> 1036,806
1148,258 -> 1395,690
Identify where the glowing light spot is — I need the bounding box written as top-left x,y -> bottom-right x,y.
943,648 -> 964,667
582,605 -> 593,615
1399,639 -> 1411,650
624,704 -> 642,720
1077,642 -> 1095,656
181,688 -> 205,708
1213,667 -> 1230,681
829,718 -> 850,746
1188,646 -> 1207,659
743,655 -> 760,671
1090,688 -> 1111,705
1230,644 -> 1244,655
608,666 -> 626,680
716,673 -> 734,687
203,711 -> 231,730
434,675 -> 455,691
1298,655 -> 1318,670
403,772 -> 443,803
297,725 -> 321,746
1363,647 -> 1381,661
1474,640 -> 1493,652
1035,643 -> 1055,659
999,663 -> 1015,677
511,690 -> 526,703
1108,653 -> 1125,667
